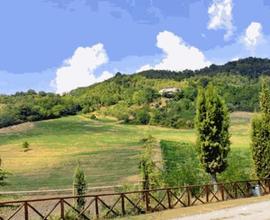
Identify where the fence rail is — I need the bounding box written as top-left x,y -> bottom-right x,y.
0,178 -> 270,219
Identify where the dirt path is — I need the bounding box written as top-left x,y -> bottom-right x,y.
176,200 -> 270,220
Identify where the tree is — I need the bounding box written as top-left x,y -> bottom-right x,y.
139,136 -> 162,190
0,158 -> 9,186
251,80 -> 270,178
73,163 -> 87,211
195,85 -> 230,190
22,141 -> 30,152
135,108 -> 150,125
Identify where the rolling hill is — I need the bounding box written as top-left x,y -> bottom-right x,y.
0,112 -> 253,191
1,57 -> 269,129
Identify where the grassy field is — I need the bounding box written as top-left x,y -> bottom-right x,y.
0,112 -> 254,191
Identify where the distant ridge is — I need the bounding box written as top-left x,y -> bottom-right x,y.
137,57 -> 270,80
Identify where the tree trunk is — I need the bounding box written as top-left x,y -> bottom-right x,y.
211,173 -> 218,192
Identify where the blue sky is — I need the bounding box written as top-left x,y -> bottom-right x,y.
1,0 -> 270,94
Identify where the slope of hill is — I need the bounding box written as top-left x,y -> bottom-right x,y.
0,57 -> 269,129
0,115 -> 188,191
0,112 -> 253,191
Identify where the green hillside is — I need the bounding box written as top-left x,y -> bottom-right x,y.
0,112 -> 253,191
1,57 -> 269,129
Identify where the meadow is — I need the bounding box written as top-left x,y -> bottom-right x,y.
0,112 -> 254,191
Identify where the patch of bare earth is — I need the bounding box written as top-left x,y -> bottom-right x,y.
0,122 -> 34,134
230,111 -> 254,119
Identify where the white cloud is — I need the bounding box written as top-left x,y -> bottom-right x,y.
242,22 -> 264,50
53,43 -> 113,94
208,0 -> 234,40
138,31 -> 210,72
96,71 -> 114,83
137,64 -> 153,72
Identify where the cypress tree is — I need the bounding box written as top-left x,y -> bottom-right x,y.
195,85 -> 230,189
73,163 -> 87,211
139,136 -> 162,190
251,81 -> 270,178
0,158 -> 9,186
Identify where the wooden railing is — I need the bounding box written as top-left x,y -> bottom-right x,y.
0,178 -> 269,219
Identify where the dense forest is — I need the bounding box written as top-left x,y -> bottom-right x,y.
0,57 -> 269,129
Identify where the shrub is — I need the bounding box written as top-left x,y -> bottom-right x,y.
135,109 -> 150,125
22,141 -> 30,152
160,141 -> 208,187
90,114 -> 97,120
73,163 -> 87,211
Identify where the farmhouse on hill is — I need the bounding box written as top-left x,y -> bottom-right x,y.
159,87 -> 181,98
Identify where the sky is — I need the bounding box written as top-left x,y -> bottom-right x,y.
1,0 -> 270,94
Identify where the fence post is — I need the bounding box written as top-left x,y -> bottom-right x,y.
205,185 -> 209,203
267,179 -> 270,194
220,184 -> 225,201
24,202 -> 29,220
60,199 -> 65,219
167,189 -> 172,209
121,193 -> 126,216
144,190 -> 150,212
246,182 -> 251,197
187,186 -> 191,206
234,183 -> 238,199
95,196 -> 99,219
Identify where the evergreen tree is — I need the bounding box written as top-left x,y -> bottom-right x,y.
139,136 -> 162,190
251,80 -> 270,178
0,158 -> 9,186
73,163 -> 87,211
195,85 -> 230,189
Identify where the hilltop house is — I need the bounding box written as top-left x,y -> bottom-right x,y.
159,87 -> 181,98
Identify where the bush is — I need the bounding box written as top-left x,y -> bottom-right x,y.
160,140 -> 208,187
90,114 -> 97,120
135,109 -> 150,125
22,141 -> 30,152
219,148 -> 255,182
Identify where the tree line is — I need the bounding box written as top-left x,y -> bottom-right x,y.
0,57 -> 270,130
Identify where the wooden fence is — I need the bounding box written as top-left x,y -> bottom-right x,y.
0,178 -> 270,219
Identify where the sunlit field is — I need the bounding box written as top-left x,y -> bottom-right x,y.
0,112 -> 254,191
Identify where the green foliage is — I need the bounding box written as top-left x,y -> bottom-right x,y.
90,114 -> 97,120
73,163 -> 87,211
161,141 -> 254,186
195,85 -> 230,182
22,141 -> 30,152
102,101 -> 130,122
219,148 -> 255,182
132,88 -> 158,105
140,57 -> 270,80
1,57 -> 270,129
139,136 -> 163,190
160,141 -> 208,187
251,80 -> 270,178
135,108 -> 151,125
151,98 -> 195,128
0,91 -> 80,128
0,158 -> 9,186
22,141 -> 29,149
